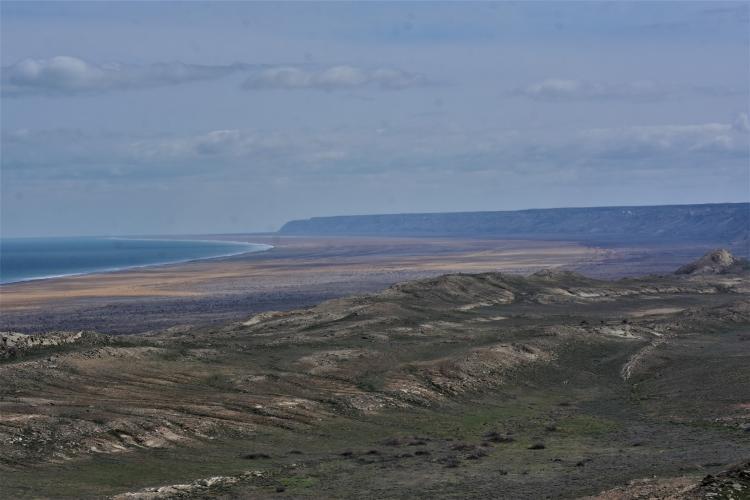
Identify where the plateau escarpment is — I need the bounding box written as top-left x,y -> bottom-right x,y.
280,202 -> 750,247
1,250 -> 749,498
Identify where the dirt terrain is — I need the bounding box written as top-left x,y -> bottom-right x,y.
0,236 -> 607,334
0,235 -> 728,335
1,250 -> 748,498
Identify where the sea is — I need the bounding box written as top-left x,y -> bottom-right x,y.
0,237 -> 271,284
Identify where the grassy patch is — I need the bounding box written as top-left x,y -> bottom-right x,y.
557,414 -> 621,436
278,475 -> 319,489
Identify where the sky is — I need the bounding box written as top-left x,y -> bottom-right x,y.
1,1 -> 749,237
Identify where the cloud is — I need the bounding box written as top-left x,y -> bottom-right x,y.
2,57 -> 429,96
242,65 -> 428,90
1,56 -> 248,97
128,129 -> 290,161
516,78 -> 744,101
3,114 -> 747,183
516,79 -> 670,101
734,112 -> 750,133
579,117 -> 750,158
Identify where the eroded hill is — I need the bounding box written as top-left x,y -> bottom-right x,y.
1,251 -> 749,498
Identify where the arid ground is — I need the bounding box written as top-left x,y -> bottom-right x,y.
0,235 -> 726,335
1,244 -> 748,499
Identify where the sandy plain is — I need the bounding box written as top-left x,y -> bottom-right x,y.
0,235 -> 721,334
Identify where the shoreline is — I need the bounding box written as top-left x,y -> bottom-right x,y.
0,237 -> 273,286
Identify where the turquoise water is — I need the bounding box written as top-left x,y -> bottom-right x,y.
0,237 -> 271,284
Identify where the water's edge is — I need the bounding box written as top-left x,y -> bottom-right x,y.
0,238 -> 273,285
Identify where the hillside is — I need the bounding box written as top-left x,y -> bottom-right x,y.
1,252 -> 749,498
280,202 -> 750,245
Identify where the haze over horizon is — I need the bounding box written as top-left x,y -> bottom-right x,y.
2,2 -> 749,238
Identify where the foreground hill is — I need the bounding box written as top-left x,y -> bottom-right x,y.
280,202 -> 750,246
1,251 -> 749,498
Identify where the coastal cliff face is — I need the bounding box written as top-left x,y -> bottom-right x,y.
280,202 -> 750,246
1,251 -> 749,498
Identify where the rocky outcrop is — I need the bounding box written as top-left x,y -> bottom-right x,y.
675,249 -> 750,275
587,461 -> 750,499
0,330 -> 109,359
111,470 -> 265,499
688,461 -> 750,499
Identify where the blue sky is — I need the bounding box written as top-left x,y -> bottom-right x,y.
1,1 -> 748,237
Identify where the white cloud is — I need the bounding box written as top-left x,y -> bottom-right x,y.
242,65 -> 428,90
3,114 -> 747,183
733,112 -> 750,133
2,56 -> 246,96
517,78 -> 668,101
2,57 -> 429,96
128,129 -> 285,160
579,119 -> 749,157
516,78 -> 744,102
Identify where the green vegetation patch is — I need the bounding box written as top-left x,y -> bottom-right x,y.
557,414 -> 621,436
278,475 -> 320,489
